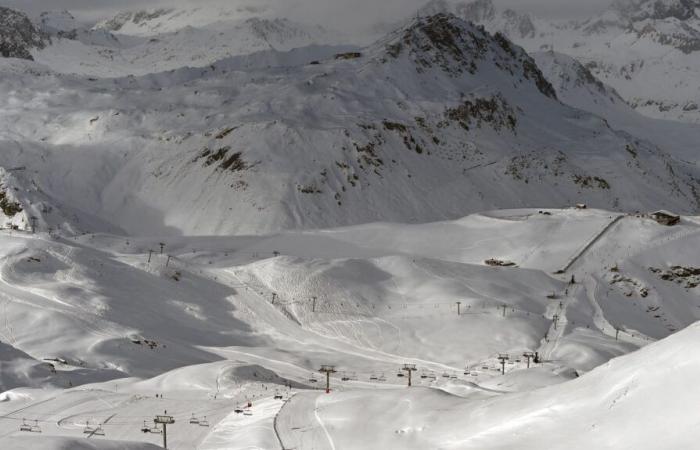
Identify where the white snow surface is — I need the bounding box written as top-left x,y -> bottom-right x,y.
0,4 -> 699,450
423,0 -> 700,124
1,208 -> 699,449
2,14 -> 700,236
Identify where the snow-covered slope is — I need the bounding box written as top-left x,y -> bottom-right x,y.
533,50 -> 700,164
278,320 -> 700,449
1,207 -> 699,448
427,0 -> 700,124
532,50 -> 631,118
1,14 -> 699,236
29,4 -> 342,78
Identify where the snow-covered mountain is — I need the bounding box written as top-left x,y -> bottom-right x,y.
419,0 -> 540,40
426,0 -> 700,124
0,4 -> 700,449
25,3 -> 342,78
1,13 -> 699,236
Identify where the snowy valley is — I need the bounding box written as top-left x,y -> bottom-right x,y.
0,1 -> 699,449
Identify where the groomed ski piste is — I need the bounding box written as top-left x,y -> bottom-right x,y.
1,207 -> 700,449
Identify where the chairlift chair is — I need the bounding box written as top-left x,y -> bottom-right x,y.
274,391 -> 284,400
442,372 -> 450,378
149,422 -> 162,434
309,374 -> 318,383
30,420 -> 42,433
83,420 -> 95,434
396,372 -> 405,378
93,424 -> 105,436
420,372 -> 428,379
243,409 -> 253,416
189,413 -> 200,424
199,416 -> 209,427
377,373 -> 386,382
369,373 -> 378,381
235,406 -> 244,414
19,418 -> 32,432
141,420 -> 151,433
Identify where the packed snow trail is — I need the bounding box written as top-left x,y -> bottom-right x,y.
275,392 -> 335,450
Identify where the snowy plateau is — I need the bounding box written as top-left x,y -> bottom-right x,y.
0,0 -> 699,449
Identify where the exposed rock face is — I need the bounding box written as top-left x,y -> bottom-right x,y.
0,7 -> 45,60
98,9 -> 174,32
614,0 -> 700,21
383,13 -> 556,98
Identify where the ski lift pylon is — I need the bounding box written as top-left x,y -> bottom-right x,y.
83,420 -> 95,434
19,418 -> 31,432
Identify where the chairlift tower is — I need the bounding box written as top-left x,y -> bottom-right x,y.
456,301 -> 462,316
319,365 -> 337,393
498,354 -> 510,375
154,413 -> 175,449
402,364 -> 417,387
523,351 -> 535,368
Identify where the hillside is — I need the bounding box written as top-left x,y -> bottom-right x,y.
0,14 -> 698,236
1,208 -> 699,448
278,320 -> 700,449
422,0 -> 700,124
32,6 -> 342,77
0,5 -> 699,449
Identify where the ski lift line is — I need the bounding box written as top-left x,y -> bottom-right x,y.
230,269 -> 537,316
1,401 -> 241,427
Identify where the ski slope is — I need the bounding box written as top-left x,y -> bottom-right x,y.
1,208 -> 699,448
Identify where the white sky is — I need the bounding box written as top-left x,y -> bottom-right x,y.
2,0 -> 613,22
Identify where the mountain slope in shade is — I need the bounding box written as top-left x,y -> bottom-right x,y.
1,13 -> 699,235
534,50 -> 700,164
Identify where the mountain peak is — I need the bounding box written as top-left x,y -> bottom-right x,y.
382,13 -> 556,98
0,6 -> 45,60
